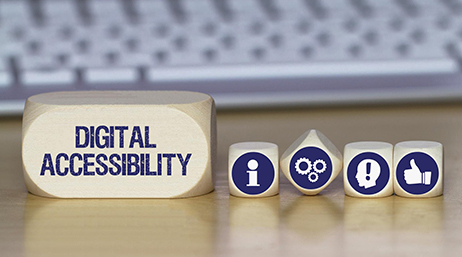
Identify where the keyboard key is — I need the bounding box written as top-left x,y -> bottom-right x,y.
84,68 -> 138,83
0,60 -> 12,87
22,70 -> 75,86
42,0 -> 80,25
182,0 -> 222,21
135,0 -> 173,23
118,53 -> 151,67
0,73 -> 11,87
17,55 -> 75,86
87,0 -> 125,24
0,0 -> 32,24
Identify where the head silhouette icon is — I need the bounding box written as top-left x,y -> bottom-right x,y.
355,159 -> 381,189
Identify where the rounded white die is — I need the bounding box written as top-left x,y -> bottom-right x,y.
344,141 -> 393,198
229,142 -> 279,198
394,141 -> 443,198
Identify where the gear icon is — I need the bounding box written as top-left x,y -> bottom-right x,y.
308,172 -> 319,183
313,159 -> 327,173
295,157 -> 312,175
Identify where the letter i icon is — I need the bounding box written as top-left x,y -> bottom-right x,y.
247,159 -> 260,187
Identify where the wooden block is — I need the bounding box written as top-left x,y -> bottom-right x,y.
22,91 -> 216,198
393,141 -> 443,198
228,142 -> 279,197
280,130 -> 342,195
343,141 -> 393,198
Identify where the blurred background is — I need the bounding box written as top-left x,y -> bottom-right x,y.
2,0 -> 462,114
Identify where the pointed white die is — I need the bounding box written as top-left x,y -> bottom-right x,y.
280,130 -> 342,195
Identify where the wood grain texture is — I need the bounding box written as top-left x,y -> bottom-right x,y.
2,103 -> 462,256
228,142 -> 279,197
280,129 -> 343,195
343,141 -> 394,198
22,91 -> 216,198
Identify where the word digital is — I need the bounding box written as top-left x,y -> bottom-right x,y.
22,91 -> 216,198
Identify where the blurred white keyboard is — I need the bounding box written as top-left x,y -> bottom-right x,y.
2,0 -> 462,114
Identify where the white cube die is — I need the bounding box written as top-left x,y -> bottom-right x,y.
394,141 -> 443,198
229,142 -> 279,197
343,141 -> 393,198
280,130 -> 342,195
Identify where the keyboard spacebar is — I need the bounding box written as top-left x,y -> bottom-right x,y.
147,59 -> 458,82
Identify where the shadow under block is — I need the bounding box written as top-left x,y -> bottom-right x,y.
228,142 -> 279,197
280,130 -> 342,195
22,91 -> 216,198
393,141 -> 443,198
343,141 -> 393,198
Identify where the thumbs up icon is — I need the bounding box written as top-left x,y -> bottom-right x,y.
404,159 -> 432,185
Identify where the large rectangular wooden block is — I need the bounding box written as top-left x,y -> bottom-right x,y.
22,91 -> 216,198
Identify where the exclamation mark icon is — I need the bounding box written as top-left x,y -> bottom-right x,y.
366,162 -> 371,181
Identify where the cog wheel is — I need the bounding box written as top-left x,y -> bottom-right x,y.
313,159 -> 327,173
295,157 -> 312,175
308,172 -> 319,183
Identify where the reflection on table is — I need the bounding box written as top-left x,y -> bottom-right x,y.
24,193 -> 219,257
228,195 -> 279,255
343,195 -> 444,256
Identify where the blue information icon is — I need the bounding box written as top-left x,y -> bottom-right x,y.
231,152 -> 275,195
289,147 -> 332,189
396,152 -> 439,195
347,152 -> 390,195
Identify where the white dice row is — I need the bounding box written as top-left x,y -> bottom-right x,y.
229,129 -> 443,198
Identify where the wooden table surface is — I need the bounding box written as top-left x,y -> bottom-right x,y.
1,104 -> 462,256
